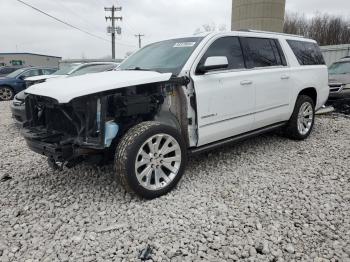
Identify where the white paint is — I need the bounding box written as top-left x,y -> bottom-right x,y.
182,31 -> 329,146
25,70 -> 172,103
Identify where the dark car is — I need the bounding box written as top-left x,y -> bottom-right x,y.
11,62 -> 118,125
0,66 -> 23,77
0,67 -> 57,101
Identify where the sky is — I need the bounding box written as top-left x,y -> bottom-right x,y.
0,0 -> 349,60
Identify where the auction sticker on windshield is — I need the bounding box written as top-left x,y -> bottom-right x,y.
173,42 -> 196,48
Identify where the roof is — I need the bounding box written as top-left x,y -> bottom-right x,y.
0,53 -> 62,59
201,31 -> 315,43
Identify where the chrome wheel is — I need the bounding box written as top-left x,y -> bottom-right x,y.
0,87 -> 13,101
297,102 -> 314,135
135,134 -> 181,191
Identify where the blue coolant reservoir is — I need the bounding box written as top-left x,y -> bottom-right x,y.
104,121 -> 119,147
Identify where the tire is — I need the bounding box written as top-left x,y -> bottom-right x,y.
284,95 -> 315,140
0,86 -> 14,101
114,121 -> 187,199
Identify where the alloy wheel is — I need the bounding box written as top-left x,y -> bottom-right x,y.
135,134 -> 182,191
297,102 -> 314,135
0,87 -> 13,101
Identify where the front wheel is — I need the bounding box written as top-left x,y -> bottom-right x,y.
284,95 -> 315,140
114,121 -> 187,199
0,86 -> 14,101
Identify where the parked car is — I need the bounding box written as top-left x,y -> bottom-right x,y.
11,62 -> 119,124
0,66 -> 23,77
22,31 -> 329,199
0,67 -> 56,101
328,57 -> 350,100
24,62 -> 118,87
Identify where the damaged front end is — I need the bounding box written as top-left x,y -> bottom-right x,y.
22,85 -> 164,166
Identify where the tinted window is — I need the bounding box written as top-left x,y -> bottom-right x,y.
198,37 -> 245,72
287,40 -> 325,66
241,37 -> 284,68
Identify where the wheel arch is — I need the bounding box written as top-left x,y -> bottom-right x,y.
297,87 -> 317,106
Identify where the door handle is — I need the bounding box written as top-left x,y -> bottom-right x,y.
281,75 -> 290,80
240,80 -> 253,86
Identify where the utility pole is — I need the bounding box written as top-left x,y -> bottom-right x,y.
105,5 -> 122,59
135,34 -> 145,49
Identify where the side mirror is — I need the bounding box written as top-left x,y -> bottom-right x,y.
18,75 -> 26,80
197,56 -> 229,74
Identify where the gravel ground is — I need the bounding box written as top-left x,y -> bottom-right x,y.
1,100 -> 350,262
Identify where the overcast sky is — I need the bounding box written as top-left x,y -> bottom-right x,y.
1,0 -> 349,60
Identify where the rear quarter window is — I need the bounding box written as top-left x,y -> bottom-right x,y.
287,40 -> 325,66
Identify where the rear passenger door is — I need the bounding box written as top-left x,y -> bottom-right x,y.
240,37 -> 292,128
191,36 -> 255,146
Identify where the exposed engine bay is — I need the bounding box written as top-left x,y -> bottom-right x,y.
22,77 -> 192,166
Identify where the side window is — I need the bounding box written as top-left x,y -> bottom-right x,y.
42,69 -> 55,75
287,40 -> 325,66
197,37 -> 245,72
21,69 -> 41,78
240,37 -> 284,68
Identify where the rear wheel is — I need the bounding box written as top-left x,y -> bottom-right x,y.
0,86 -> 14,101
284,95 -> 315,140
115,121 -> 187,199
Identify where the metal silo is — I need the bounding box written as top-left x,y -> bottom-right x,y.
231,0 -> 286,32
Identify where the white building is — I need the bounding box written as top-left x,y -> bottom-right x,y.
0,53 -> 61,68
320,44 -> 350,66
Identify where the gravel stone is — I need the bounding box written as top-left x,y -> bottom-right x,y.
0,101 -> 350,261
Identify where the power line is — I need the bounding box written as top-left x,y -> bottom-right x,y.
16,0 -> 110,43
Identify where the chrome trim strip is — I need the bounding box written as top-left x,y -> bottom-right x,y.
199,104 -> 289,128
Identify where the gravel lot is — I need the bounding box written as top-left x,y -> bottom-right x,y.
1,100 -> 350,262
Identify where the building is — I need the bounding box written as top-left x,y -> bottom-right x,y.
232,0 -> 286,33
320,44 -> 350,66
0,53 -> 61,68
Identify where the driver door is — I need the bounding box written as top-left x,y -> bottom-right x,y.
191,36 -> 256,146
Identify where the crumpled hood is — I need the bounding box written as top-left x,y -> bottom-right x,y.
329,74 -> 350,85
25,70 -> 172,103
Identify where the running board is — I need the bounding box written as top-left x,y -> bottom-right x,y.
189,122 -> 287,155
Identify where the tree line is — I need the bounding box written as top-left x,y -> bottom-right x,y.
283,13 -> 350,46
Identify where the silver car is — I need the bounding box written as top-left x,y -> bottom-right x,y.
328,57 -> 350,100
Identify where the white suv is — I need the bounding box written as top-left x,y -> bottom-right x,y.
22,31 -> 329,198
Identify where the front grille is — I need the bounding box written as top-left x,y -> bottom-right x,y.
329,84 -> 344,93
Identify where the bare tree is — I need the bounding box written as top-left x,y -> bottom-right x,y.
194,23 -> 227,35
284,12 -> 350,46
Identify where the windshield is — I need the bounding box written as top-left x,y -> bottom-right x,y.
119,37 -> 203,75
69,64 -> 116,77
54,64 -> 81,75
329,62 -> 350,75
6,68 -> 27,78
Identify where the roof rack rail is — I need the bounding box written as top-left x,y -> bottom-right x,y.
238,29 -> 305,38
